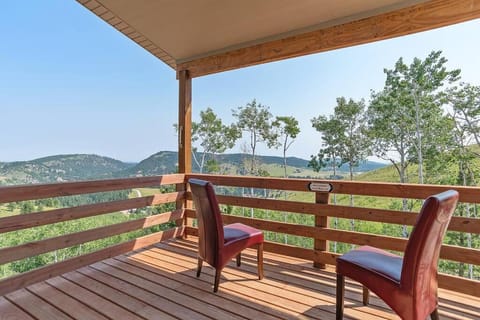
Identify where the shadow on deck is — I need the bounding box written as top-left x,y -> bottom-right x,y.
1,237 -> 479,320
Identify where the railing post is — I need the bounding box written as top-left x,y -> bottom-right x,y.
177,69 -> 192,238
314,191 -> 330,268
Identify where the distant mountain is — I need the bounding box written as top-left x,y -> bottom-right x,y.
0,151 -> 387,185
0,154 -> 133,185
121,151 -> 178,176
214,153 -> 386,172
213,153 -> 310,168
338,161 -> 386,173
123,151 -> 386,176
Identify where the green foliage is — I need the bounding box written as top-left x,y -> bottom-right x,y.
189,107 -> 240,173
367,50 -> 460,184
309,115 -> 343,174
20,201 -> 35,214
273,116 -> 300,177
0,154 -> 132,185
0,208 -> 175,278
311,97 -> 369,181
233,99 -> 279,175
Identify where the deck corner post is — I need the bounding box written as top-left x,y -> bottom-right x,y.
177,69 -> 192,239
314,191 -> 330,268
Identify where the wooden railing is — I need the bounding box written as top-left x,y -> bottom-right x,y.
185,174 -> 480,297
0,174 -> 186,296
1,173 -> 479,298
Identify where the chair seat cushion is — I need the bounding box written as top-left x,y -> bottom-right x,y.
224,223 -> 263,243
337,245 -> 402,283
217,223 -> 263,269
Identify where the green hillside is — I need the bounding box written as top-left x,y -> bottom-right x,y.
123,151 -> 386,177
0,151 -> 387,185
121,151 -> 177,176
0,154 -> 133,185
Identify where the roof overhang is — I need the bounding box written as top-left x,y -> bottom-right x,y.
77,0 -> 480,77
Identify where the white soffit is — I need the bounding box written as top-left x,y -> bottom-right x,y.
77,0 -> 429,69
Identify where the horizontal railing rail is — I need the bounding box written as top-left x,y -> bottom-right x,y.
0,174 -> 186,296
185,173 -> 480,297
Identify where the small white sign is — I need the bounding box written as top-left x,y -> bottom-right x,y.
308,182 -> 332,192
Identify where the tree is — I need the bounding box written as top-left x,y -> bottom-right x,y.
174,107 -> 240,173
272,116 -> 300,244
369,51 -> 460,184
233,99 -> 278,175
310,114 -> 344,252
311,97 -> 369,241
367,51 -> 460,237
272,116 -> 300,178
335,97 -> 370,233
233,99 -> 278,219
367,88 -> 413,185
192,107 -> 240,173
334,97 -> 369,183
309,116 -> 344,178
447,83 -> 480,153
443,82 -> 480,279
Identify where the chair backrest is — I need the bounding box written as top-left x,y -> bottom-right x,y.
401,190 -> 459,296
188,179 -> 225,267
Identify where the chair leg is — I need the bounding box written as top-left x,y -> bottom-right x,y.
430,308 -> 439,320
336,274 -> 345,320
362,286 -> 370,306
213,269 -> 222,292
236,253 -> 241,267
196,258 -> 203,277
257,242 -> 264,280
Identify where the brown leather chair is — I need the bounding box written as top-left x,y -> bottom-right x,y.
336,190 -> 459,320
189,178 -> 264,292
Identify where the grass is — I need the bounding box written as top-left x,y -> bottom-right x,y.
128,188 -> 164,198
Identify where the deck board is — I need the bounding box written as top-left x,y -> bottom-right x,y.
1,237 -> 479,320
0,296 -> 35,320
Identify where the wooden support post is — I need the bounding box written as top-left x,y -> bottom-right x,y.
177,70 -> 192,238
314,192 -> 330,268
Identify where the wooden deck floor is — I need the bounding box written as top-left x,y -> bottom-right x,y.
1,237 -> 479,320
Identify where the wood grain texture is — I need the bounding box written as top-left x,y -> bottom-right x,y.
0,210 -> 184,265
0,192 -> 185,234
0,227 -> 184,296
177,70 -> 192,233
314,192 -> 329,269
27,282 -> 108,320
187,173 -> 480,203
45,276 -> 142,320
178,0 -> 480,77
190,213 -> 480,265
2,237 -> 478,317
216,194 -> 419,224
0,174 -> 185,203
188,199 -> 480,234
0,296 -> 35,320
5,288 -> 72,319
177,70 -> 192,174
438,273 -> 480,297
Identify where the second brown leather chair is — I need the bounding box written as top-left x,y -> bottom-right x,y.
189,178 -> 264,292
336,190 -> 459,320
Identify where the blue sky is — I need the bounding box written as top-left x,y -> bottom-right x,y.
1,1 -> 479,162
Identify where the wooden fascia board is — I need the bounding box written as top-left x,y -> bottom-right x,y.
177,0 -> 480,78
76,0 -> 177,70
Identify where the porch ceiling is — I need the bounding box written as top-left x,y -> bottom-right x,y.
77,0 -> 480,77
